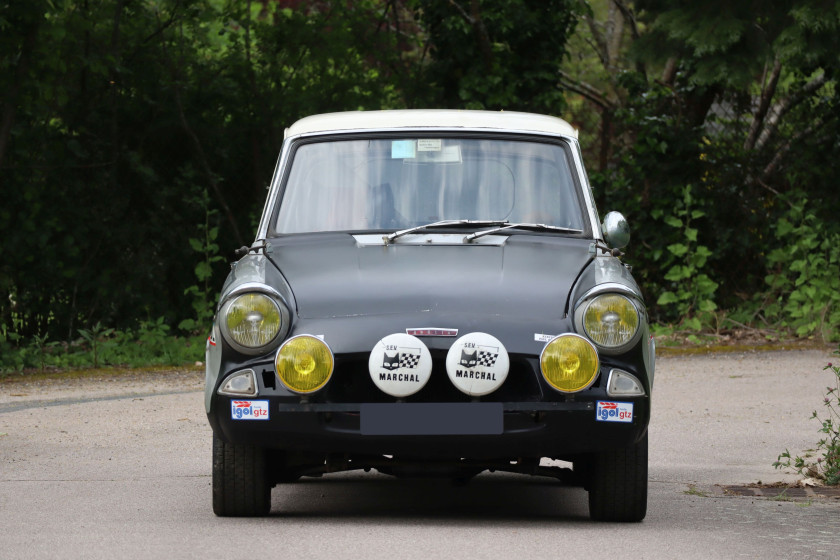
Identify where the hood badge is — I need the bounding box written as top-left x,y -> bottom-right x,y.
406,328 -> 458,337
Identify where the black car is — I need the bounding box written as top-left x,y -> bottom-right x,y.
205,110 -> 654,521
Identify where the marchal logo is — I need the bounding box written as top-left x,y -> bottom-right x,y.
368,333 -> 433,398
382,348 -> 421,370
445,332 -> 509,397
459,347 -> 499,369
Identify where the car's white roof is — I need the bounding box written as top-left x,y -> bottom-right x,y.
285,110 -> 578,139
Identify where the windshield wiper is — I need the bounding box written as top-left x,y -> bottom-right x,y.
463,223 -> 584,243
383,219 -> 509,245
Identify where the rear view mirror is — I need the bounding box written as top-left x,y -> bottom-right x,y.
602,211 -> 630,249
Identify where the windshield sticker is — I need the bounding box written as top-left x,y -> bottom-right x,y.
416,145 -> 462,163
391,140 -> 416,159
417,139 -> 442,152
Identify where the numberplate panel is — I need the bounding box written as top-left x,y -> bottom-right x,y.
360,403 -> 503,435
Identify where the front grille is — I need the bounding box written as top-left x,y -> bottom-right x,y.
321,350 -> 544,403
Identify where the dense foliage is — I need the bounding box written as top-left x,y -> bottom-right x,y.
0,1 -> 404,342
565,0 -> 840,338
1,0 -> 839,371
775,347 -> 840,485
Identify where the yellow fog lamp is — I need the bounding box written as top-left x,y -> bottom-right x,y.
540,334 -> 600,393
275,335 -> 334,394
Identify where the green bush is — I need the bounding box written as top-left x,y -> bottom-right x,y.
775,347 -> 840,485
0,318 -> 205,375
654,185 -> 718,331
762,198 -> 840,342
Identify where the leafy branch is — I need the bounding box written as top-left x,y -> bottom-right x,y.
775,347 -> 840,485
654,185 -> 718,332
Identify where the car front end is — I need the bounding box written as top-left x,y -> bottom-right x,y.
205,110 -> 654,521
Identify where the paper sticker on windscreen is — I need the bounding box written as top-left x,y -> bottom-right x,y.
417,139 -> 442,152
392,140 -> 416,159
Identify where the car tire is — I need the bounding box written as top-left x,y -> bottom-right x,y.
212,434 -> 271,516
587,433 -> 648,522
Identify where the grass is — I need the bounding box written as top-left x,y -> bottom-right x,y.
1,329 -> 207,377
770,489 -> 793,502
684,484 -> 709,497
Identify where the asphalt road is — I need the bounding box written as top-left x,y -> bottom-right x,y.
2,349 -> 839,559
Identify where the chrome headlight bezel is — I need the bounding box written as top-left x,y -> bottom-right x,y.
219,285 -> 290,355
574,285 -> 645,355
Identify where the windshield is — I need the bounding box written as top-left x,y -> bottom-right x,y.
273,136 -> 587,234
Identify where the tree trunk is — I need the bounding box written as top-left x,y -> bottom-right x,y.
744,57 -> 781,152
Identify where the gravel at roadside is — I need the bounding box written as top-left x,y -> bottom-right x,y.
0,367 -> 204,412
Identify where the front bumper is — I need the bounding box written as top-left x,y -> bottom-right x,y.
206,321 -> 654,461
207,397 -> 649,460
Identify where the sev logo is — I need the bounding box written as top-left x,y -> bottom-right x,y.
369,333 -> 433,397
382,348 -> 421,370
445,333 -> 509,397
459,347 -> 499,368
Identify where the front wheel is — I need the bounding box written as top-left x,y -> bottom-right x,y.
587,433 -> 648,522
212,434 -> 271,516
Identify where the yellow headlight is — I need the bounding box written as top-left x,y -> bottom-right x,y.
275,335 -> 334,394
224,293 -> 282,349
582,294 -> 639,349
540,334 -> 599,393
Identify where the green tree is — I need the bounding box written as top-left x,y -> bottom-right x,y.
0,0 -> 414,343
561,1 -> 840,329
409,0 -> 582,112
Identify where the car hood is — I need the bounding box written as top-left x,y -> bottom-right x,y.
269,233 -> 593,322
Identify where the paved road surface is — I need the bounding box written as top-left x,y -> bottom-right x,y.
1,349 -> 839,559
